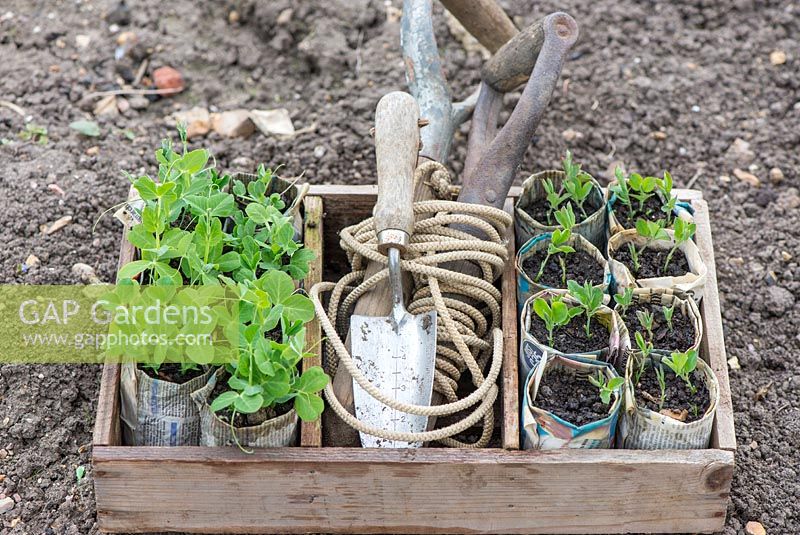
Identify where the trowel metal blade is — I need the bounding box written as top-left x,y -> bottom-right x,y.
350,309 -> 437,448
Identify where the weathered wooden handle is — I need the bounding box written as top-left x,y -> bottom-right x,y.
439,0 -> 517,54
374,91 -> 420,253
481,18 -> 546,93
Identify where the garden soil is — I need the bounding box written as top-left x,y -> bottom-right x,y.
0,0 -> 798,533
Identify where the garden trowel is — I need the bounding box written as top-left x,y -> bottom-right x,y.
350,91 -> 437,448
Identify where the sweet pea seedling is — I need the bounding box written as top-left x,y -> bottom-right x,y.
663,349 -> 698,394
532,294 -> 582,348
634,331 -> 654,384
654,364 -> 667,410
663,217 -> 696,274
543,178 -> 569,224
636,309 -> 654,342
535,204 -> 576,285
567,279 -> 604,338
588,371 -> 624,405
613,287 -> 635,316
628,173 -> 658,214
561,150 -> 593,218
610,167 -> 631,208
635,218 -> 670,258
658,171 -> 677,225
662,304 -> 675,331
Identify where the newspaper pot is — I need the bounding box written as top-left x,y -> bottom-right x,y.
518,290 -> 630,379
620,354 -> 719,449
515,170 -> 607,251
516,233 -> 610,310
191,369 -> 299,448
607,229 -> 707,302
615,288 -> 702,357
522,354 -> 623,449
230,171 -> 309,239
119,363 -> 214,446
605,179 -> 695,236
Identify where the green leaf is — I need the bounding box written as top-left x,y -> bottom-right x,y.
209,193 -> 236,217
607,377 -> 625,390
234,393 -> 264,414
117,260 -> 151,280
134,177 -> 159,201
216,251 -> 241,273
261,270 -> 295,305
294,392 -> 324,421
294,366 -> 329,393
210,391 -> 239,412
177,149 -> 209,174
282,294 -> 315,324
532,298 -> 550,321
245,203 -> 270,225
75,465 -> 86,482
69,120 -> 101,137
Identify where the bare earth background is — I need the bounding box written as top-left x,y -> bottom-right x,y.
0,0 -> 798,533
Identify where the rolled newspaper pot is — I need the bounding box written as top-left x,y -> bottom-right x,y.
516,233 -> 610,310
119,363 -> 214,446
604,179 -> 694,236
191,369 -> 299,448
522,354 -> 623,449
607,229 -> 707,302
515,170 -> 607,251
620,354 -> 719,449
519,290 -> 629,379
615,287 -> 702,357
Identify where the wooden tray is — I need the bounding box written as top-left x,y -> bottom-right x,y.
92,185 -> 735,534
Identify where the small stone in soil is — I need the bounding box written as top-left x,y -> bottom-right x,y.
0,496 -> 14,513
745,520 -> 766,535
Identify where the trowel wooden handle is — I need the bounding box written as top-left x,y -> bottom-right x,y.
374,91 -> 420,253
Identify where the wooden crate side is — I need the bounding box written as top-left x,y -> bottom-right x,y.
307,185 -> 703,203
93,446 -> 732,534
93,208 -> 136,448
93,364 -> 122,447
692,199 -> 736,451
501,198 -> 520,450
301,196 -> 324,447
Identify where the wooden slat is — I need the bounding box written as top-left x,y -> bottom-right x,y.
691,199 -> 736,451
93,364 -> 122,447
93,190 -> 137,448
93,446 -> 732,534
500,198 -> 519,450
300,196 -> 324,448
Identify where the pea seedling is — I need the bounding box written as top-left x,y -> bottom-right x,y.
662,217 -> 696,274
627,243 -> 641,272
636,309 -> 654,342
532,294 -> 582,348
535,204 -> 576,285
633,331 -> 654,384
658,171 -> 677,225
543,178 -> 568,224
628,173 -> 658,214
613,287 -> 635,316
567,279 -> 604,338
609,167 -> 631,208
663,349 -> 698,394
561,150 -> 593,218
588,371 -> 625,405
635,218 -> 670,256
654,364 -> 667,410
662,304 -> 675,331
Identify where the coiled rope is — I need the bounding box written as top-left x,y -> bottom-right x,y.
310,162 -> 511,447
